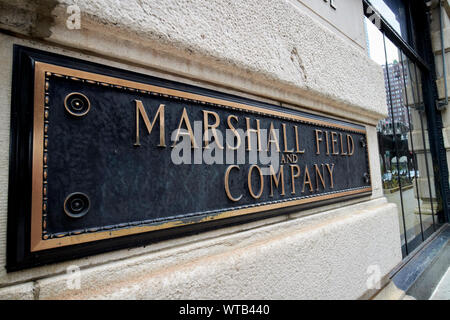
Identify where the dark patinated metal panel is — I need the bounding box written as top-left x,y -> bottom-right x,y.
7,46 -> 371,270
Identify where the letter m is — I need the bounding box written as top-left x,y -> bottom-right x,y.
134,100 -> 166,147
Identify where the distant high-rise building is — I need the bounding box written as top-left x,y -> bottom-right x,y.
380,61 -> 410,133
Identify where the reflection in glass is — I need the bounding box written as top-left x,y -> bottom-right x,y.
400,54 -> 427,250
375,35 -> 438,256
366,0 -> 440,258
365,16 -> 385,65
368,0 -> 409,41
379,35 -> 409,254
408,64 -> 438,238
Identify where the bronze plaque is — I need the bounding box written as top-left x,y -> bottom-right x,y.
7,46 -> 371,270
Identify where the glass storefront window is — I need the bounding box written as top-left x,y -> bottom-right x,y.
367,0 -> 408,39
399,54 -> 438,252
366,0 -> 417,49
366,12 -> 439,256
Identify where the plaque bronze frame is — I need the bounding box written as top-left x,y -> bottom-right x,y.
7,46 -> 372,271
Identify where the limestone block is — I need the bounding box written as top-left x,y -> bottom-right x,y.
0,0 -> 388,123
36,200 -> 401,300
0,282 -> 35,300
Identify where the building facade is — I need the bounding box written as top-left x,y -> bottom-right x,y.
0,0 -> 447,300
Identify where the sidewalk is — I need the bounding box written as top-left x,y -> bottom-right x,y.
430,267 -> 450,300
